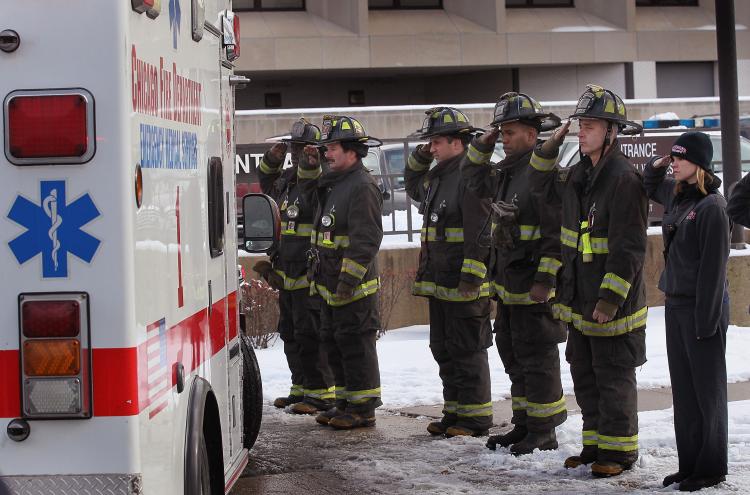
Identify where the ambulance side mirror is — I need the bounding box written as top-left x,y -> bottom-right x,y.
242,193 -> 280,253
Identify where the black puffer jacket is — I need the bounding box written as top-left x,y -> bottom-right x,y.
644,158 -> 730,339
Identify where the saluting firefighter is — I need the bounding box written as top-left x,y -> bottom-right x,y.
297,115 -> 384,430
461,93 -> 567,455
530,85 -> 648,477
645,132 -> 730,492
253,118 -> 336,414
405,107 -> 494,438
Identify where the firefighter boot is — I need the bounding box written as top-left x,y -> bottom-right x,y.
427,416 -> 456,436
444,426 -> 489,438
510,430 -> 558,456
329,413 -> 376,430
486,425 -> 528,451
315,407 -> 344,426
591,460 -> 633,478
564,445 -> 597,468
678,475 -> 726,492
290,400 -> 332,415
273,395 -> 302,409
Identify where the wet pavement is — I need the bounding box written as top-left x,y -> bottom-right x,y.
231,381 -> 750,494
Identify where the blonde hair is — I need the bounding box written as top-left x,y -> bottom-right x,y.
674,167 -> 708,195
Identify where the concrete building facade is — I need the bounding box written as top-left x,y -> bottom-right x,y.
234,0 -> 750,110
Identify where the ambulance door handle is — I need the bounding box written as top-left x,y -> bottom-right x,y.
208,280 -> 212,315
229,75 -> 250,88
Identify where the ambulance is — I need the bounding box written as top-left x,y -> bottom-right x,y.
0,1 -> 265,493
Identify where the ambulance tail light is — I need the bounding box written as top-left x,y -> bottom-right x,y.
222,11 -> 240,62
4,88 -> 96,166
19,293 -> 92,419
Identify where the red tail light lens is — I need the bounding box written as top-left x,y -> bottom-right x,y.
22,300 -> 80,338
4,89 -> 95,165
233,14 -> 241,59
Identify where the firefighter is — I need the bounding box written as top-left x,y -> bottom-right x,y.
405,107 -> 494,438
253,118 -> 336,414
644,132 -> 730,492
461,93 -> 567,455
296,115 -> 384,430
530,85 -> 648,477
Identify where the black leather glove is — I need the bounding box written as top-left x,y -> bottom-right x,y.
529,282 -> 552,303
252,261 -> 284,290
299,145 -> 321,170
335,279 -> 355,301
457,279 -> 481,299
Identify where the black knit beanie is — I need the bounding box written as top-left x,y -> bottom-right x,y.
670,131 -> 713,172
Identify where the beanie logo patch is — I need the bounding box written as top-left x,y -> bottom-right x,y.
672,145 -> 687,154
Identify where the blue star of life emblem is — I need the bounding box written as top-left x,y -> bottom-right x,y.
7,180 -> 101,279
169,0 -> 182,50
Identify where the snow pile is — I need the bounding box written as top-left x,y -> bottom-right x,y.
256,306 -> 750,407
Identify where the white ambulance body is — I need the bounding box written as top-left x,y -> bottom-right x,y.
0,1 -> 261,494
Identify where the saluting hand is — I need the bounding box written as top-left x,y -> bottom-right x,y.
540,120 -> 571,155
478,127 -> 501,147
299,145 -> 320,170
654,155 -> 671,169
269,142 -> 288,162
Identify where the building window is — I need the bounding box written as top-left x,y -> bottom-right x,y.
264,93 -> 282,108
506,0 -> 574,7
636,0 -> 698,5
348,90 -> 366,106
368,0 -> 443,10
233,0 -> 305,11
207,157 -> 225,258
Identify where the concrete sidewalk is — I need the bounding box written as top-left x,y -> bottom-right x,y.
395,381 -> 750,425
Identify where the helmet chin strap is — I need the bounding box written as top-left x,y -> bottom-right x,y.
598,122 -> 613,166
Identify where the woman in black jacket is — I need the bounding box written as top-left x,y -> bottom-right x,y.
643,131 -> 730,492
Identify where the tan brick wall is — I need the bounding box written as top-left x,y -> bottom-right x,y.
239,235 -> 750,330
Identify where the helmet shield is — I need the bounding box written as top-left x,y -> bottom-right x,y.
410,106 -> 482,139
490,92 -> 561,132
319,115 -> 382,147
569,84 -> 643,135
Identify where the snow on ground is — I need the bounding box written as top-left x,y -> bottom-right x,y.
322,401 -> 750,494
256,306 -> 750,407
381,205 -> 422,248
255,307 -> 750,494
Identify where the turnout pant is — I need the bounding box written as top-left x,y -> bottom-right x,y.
319,295 -> 382,415
296,294 -> 335,406
278,289 -> 306,400
666,298 -> 729,478
566,325 -> 645,465
495,303 -> 567,432
429,297 -> 493,431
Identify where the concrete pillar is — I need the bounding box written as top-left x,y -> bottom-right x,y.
632,61 -> 658,99
306,0 -> 367,35
575,0 -> 633,31
739,60 -> 750,97
443,0 -> 503,33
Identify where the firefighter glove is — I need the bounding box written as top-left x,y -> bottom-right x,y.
593,299 -> 619,322
266,142 -> 288,167
491,201 -> 520,252
478,127 -> 501,147
253,261 -> 284,290
415,143 -> 433,162
457,279 -> 481,299
300,145 -> 320,170
540,120 -> 571,156
529,282 -> 552,303
335,279 -> 355,300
